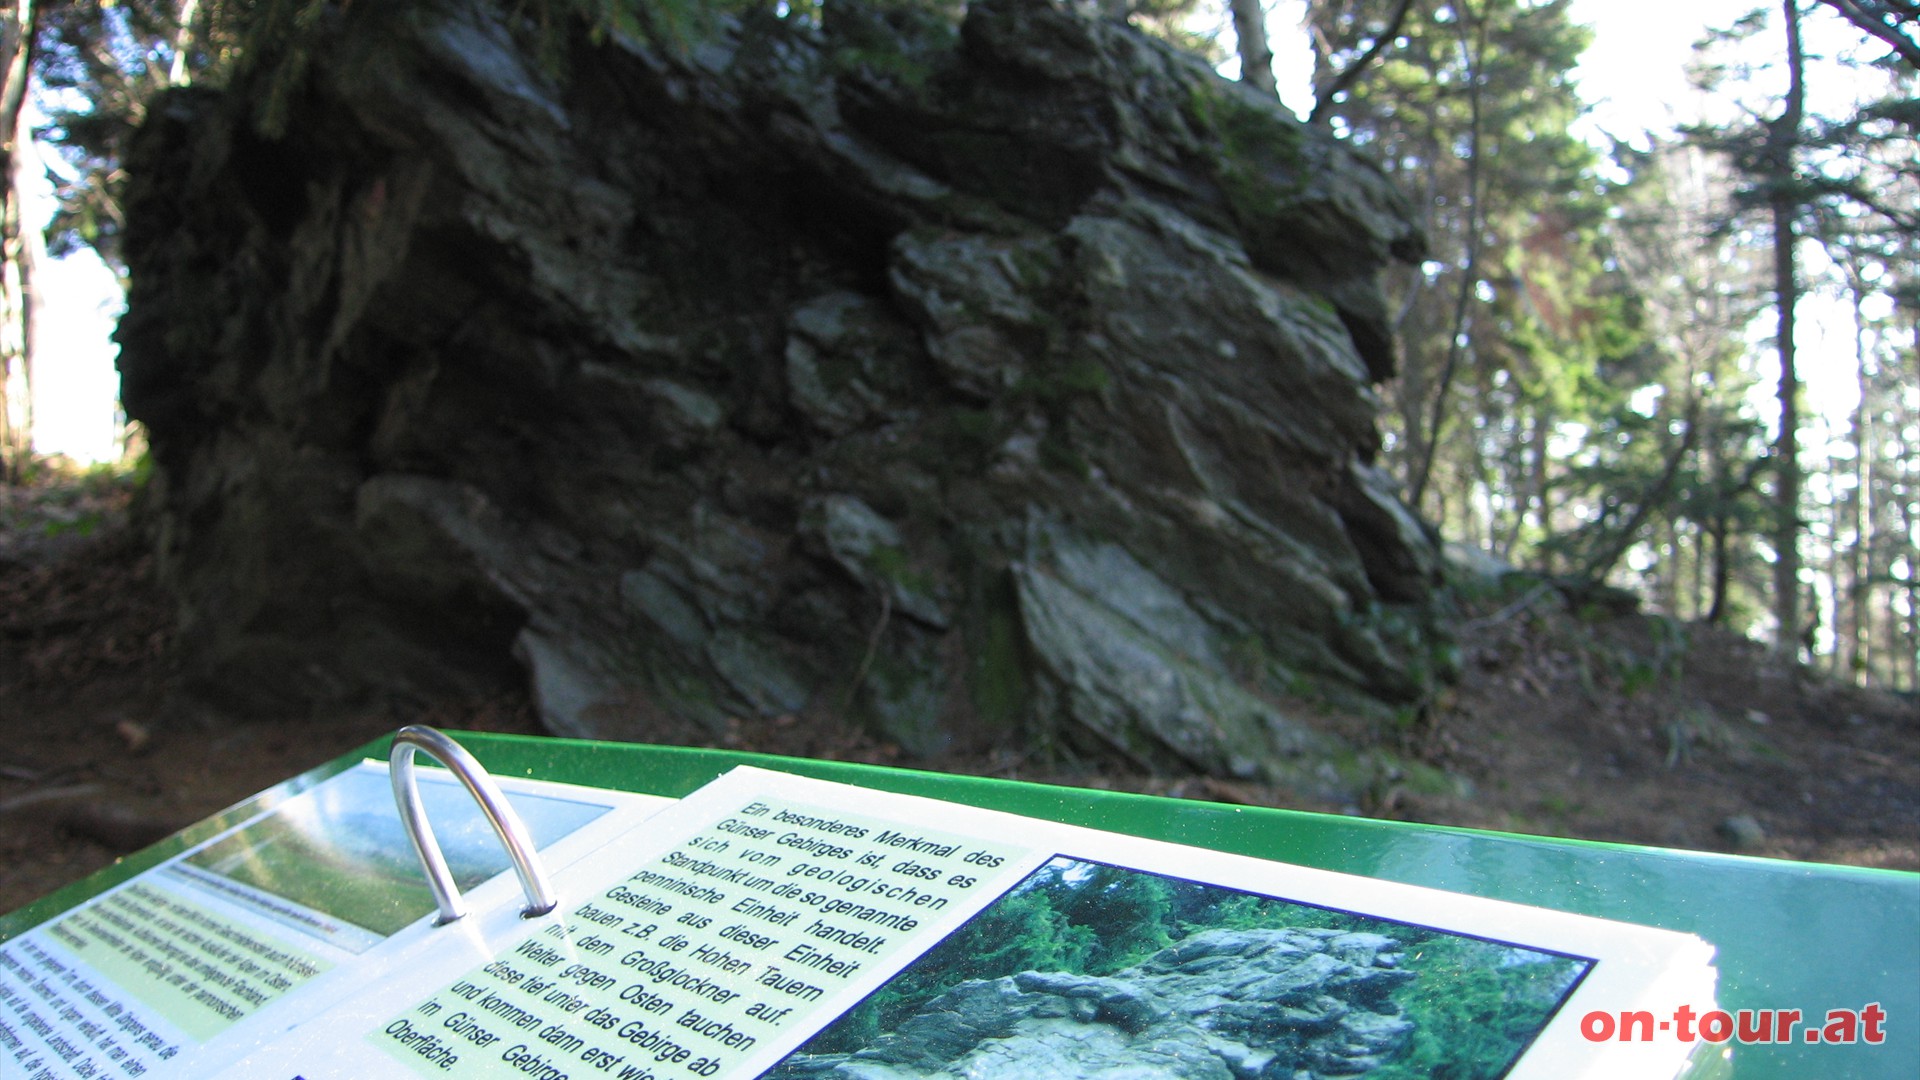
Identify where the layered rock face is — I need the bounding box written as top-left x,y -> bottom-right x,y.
117,0 -> 1445,786
768,927 -> 1417,1079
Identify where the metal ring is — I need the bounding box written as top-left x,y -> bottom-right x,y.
389,725 -> 559,924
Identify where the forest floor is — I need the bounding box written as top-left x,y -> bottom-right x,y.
3,464 -> 1916,915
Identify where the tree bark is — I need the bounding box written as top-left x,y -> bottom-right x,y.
0,0 -> 35,484
1229,0 -> 1278,98
1762,0 -> 1807,659
1841,260 -> 1873,682
1706,519 -> 1731,625
1847,383 -> 1870,680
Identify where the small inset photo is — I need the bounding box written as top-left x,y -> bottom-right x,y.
763,855 -> 1591,1080
177,765 -> 612,945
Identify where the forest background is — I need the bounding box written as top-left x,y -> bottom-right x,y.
0,0 -> 1913,908
1,0 -> 1914,687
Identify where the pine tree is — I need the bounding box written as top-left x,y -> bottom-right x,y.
1686,0 -> 1916,659
1306,0 -> 1640,572
1590,141 -> 1772,626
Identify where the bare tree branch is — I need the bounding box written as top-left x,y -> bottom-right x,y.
1309,0 -> 1415,124
1580,396 -> 1704,583
1408,0 -> 1489,511
1811,0 -> 1920,68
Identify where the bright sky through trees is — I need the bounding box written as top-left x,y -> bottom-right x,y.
19,0 -> 1897,463
1222,0 -> 1873,466
22,98 -> 122,464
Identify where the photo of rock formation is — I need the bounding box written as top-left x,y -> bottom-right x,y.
764,857 -> 1589,1080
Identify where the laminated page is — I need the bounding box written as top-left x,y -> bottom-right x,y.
0,761 -> 674,1080
207,765 -> 1717,1080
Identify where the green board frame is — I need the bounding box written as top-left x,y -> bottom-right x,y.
4,731 -> 1914,1078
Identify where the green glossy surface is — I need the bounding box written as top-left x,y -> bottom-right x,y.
5,732 -> 1913,1078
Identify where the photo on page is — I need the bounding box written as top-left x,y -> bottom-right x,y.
175,765 -> 615,944
764,855 -> 1593,1080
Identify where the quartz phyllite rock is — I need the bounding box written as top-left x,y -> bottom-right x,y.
765,927 -> 1420,1079
117,0 -> 1447,788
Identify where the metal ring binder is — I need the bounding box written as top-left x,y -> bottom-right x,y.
388,725 -> 559,924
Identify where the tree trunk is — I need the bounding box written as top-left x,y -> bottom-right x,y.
170,0 -> 203,85
1407,0 -> 1488,513
1689,514 -> 1705,622
1706,516 -> 1731,626
1845,440 -> 1868,681
1766,0 -> 1806,659
1901,437 -> 1920,691
1530,409 -> 1552,573
1845,278 -> 1872,683
1229,0 -> 1278,98
1910,309 -> 1920,690
0,0 -> 35,484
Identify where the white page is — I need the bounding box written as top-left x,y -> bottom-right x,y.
206,765 -> 1716,1080
0,761 -> 674,1080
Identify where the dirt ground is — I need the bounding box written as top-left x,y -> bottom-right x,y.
3,467 -> 1916,916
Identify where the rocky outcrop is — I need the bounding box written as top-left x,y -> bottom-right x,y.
769,927 -> 1417,1079
115,0 -> 1449,787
